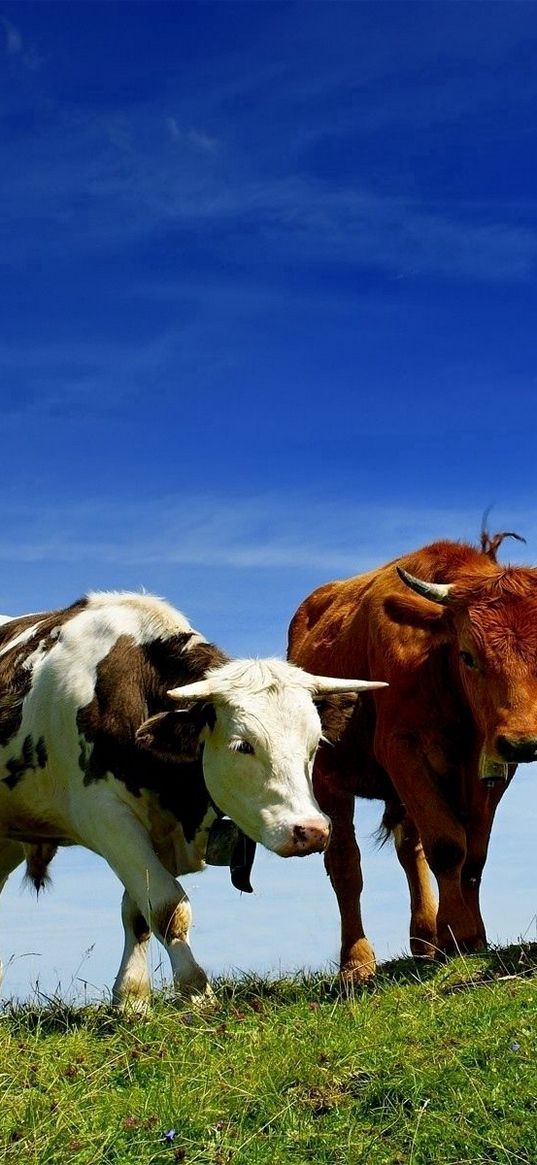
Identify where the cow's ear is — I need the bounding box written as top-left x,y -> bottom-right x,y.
136,703 -> 216,762
383,593 -> 452,636
314,692 -> 361,746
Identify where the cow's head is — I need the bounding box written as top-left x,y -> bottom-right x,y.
137,659 -> 386,856
397,566 -> 537,771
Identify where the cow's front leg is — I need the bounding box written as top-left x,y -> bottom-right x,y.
314,759 -> 375,985
459,773 -> 513,949
79,804 -> 210,1003
380,731 -> 477,954
0,841 -> 25,990
112,891 -> 151,1010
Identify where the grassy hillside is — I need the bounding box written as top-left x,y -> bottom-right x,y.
0,945 -> 535,1165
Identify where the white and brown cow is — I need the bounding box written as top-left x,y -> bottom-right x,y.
0,592 -> 384,1005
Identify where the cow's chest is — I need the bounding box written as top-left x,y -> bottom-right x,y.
139,791 -> 218,876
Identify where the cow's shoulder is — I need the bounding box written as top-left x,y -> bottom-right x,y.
75,595 -> 227,830
75,591 -> 228,721
142,635 -> 228,696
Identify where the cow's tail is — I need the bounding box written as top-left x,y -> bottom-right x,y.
375,798 -> 405,847
23,843 -> 57,895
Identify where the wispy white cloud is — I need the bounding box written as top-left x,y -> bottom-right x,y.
0,493 -> 530,574
165,117 -> 219,152
166,115 -> 181,142
0,329 -> 194,419
1,13 -> 39,69
187,127 -> 219,154
1,102 -> 534,281
1,14 -> 22,55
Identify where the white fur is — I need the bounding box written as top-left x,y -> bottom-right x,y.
0,622 -> 43,657
86,591 -> 205,643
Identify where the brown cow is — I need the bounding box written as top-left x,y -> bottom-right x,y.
288,534 -> 537,984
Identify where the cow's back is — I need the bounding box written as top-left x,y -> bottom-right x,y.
289,570 -> 379,678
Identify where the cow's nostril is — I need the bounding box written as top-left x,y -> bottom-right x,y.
292,821 -> 330,853
497,735 -> 537,763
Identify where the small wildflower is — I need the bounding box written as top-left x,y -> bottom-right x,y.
509,1041 -> 521,1053
164,1129 -> 176,1143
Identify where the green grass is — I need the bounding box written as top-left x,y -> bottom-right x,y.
0,944 -> 536,1164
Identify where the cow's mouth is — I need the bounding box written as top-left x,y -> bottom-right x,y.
495,734 -> 537,764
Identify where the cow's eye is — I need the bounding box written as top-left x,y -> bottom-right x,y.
460,650 -> 477,669
231,740 -> 255,755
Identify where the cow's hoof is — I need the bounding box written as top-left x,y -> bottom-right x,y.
437,931 -> 487,957
112,974 -> 152,1012
339,963 -> 376,995
410,932 -> 438,960
172,980 -> 217,1010
113,994 -> 151,1016
192,983 -> 218,1010
340,946 -> 376,991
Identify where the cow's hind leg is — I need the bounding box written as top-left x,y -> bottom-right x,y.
391,813 -> 438,959
112,892 -> 151,1011
0,841 -> 25,990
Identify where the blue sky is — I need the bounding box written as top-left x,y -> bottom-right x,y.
1,1 -> 537,999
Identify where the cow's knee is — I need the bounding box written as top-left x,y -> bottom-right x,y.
153,899 -> 191,945
462,858 -> 484,887
152,898 -> 213,1003
427,837 -> 465,876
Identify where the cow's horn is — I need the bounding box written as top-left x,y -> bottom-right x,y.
397,567 -> 452,605
167,679 -> 214,702
310,676 -> 388,695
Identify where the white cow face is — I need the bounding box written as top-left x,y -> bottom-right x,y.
137,659 -> 387,858
198,682 -> 328,856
